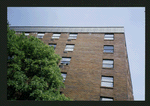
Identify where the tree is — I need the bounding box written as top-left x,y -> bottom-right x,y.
7,25 -> 71,101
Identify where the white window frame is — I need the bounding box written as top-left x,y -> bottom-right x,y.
25,33 -> 29,36
37,33 -> 45,38
104,34 -> 114,40
103,45 -> 114,53
49,44 -> 56,50
102,59 -> 114,68
52,33 -> 61,39
101,76 -> 114,87
64,45 -> 75,51
68,34 -> 78,39
100,97 -> 113,101
61,73 -> 67,82
60,57 -> 71,65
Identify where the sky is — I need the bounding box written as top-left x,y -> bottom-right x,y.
7,7 -> 145,101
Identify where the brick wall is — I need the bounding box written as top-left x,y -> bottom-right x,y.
28,32 -> 134,101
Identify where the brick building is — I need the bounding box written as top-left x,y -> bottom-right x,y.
10,26 -> 134,101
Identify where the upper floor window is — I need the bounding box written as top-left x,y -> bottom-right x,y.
68,34 -> 78,39
15,32 -> 22,34
60,57 -> 71,65
37,33 -> 45,38
102,59 -> 114,68
103,45 -> 114,53
49,44 -> 56,50
64,44 -> 75,51
25,33 -> 29,36
100,96 -> 114,101
52,33 -> 61,39
61,72 -> 67,82
101,76 -> 114,87
104,34 -> 114,40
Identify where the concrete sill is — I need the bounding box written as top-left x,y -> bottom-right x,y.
104,39 -> 114,41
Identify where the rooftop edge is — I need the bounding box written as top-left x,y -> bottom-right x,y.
9,26 -> 124,28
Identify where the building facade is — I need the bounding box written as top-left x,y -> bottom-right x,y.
10,26 -> 134,101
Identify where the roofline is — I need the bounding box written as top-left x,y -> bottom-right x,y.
9,26 -> 124,33
9,26 -> 124,28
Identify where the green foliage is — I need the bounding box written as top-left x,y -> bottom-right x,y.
7,25 -> 71,101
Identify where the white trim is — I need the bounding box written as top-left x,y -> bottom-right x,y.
10,26 -> 125,33
25,33 -> 29,36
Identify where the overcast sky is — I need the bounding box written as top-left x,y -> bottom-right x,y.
7,7 -> 145,101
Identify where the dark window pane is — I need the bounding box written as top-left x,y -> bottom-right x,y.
104,46 -> 114,49
103,50 -> 114,53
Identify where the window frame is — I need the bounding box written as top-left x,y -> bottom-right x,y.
61,72 -> 67,82
64,44 -> 75,52
37,33 -> 45,38
51,33 -> 61,39
103,45 -> 114,53
102,59 -> 114,69
68,33 -> 78,40
25,32 -> 30,36
101,76 -> 114,88
60,57 -> 71,65
100,96 -> 114,101
104,34 -> 114,41
49,43 -> 57,50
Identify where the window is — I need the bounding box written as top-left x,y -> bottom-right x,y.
15,32 -> 22,34
49,44 -> 56,50
52,33 -> 61,39
61,73 -> 67,82
25,33 -> 29,36
68,34 -> 78,39
100,97 -> 113,101
102,59 -> 114,68
101,76 -> 113,87
64,44 -> 75,51
103,45 -> 114,53
104,34 -> 114,40
60,57 -> 71,65
37,33 -> 45,38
